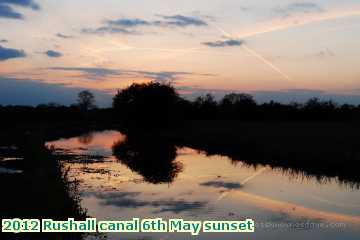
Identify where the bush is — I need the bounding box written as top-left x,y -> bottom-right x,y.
113,82 -> 182,127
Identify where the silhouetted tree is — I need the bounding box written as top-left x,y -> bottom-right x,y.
303,98 -> 337,119
221,93 -> 256,106
193,94 -> 218,119
112,82 -> 182,127
77,90 -> 96,111
220,93 -> 257,119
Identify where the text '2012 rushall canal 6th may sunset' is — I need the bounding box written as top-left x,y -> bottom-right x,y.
2,218 -> 255,235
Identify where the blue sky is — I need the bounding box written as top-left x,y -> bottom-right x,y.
0,0 -> 360,106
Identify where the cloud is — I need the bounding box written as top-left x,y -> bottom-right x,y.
0,4 -> 22,19
314,48 -> 335,58
240,6 -> 251,12
203,39 -> 244,48
56,33 -> 74,39
0,0 -> 39,19
158,15 -> 208,27
134,71 -> 192,82
200,181 -> 242,190
81,15 -> 208,35
49,67 -> 122,80
48,67 -> 192,82
0,45 -> 26,61
1,0 -> 40,10
107,18 -> 151,27
274,2 -> 323,17
45,50 -> 63,58
0,76 -> 112,106
81,26 -> 137,35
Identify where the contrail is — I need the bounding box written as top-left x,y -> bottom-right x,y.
211,8 -> 360,82
80,39 -> 212,64
236,8 -> 360,39
212,24 -> 293,82
210,23 -> 233,38
241,45 -> 292,81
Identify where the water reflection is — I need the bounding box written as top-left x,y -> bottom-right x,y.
47,130 -> 360,240
78,132 -> 94,145
112,135 -> 182,184
200,180 -> 242,190
84,191 -> 207,214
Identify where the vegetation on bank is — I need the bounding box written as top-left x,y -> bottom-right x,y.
0,133 -> 87,239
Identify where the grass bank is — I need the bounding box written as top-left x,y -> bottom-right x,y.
0,133 -> 88,239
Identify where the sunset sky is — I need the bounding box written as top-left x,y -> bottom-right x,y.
1,0 -> 360,106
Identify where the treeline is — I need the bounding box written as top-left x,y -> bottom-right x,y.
112,82 -> 360,123
186,93 -> 360,121
0,90 -> 113,126
2,82 -> 360,126
0,104 -> 113,125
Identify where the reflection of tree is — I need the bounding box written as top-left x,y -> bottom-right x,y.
112,135 -> 182,184
78,132 -> 94,145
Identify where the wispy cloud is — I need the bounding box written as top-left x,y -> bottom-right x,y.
134,70 -> 192,82
0,0 -> 39,19
203,39 -> 244,48
49,67 -> 121,80
81,27 -> 137,35
0,45 -> 26,61
0,4 -> 22,19
56,33 -> 74,39
107,18 -> 151,28
48,67 -> 193,82
81,14 -> 208,35
274,2 -> 324,17
314,48 -> 335,58
45,50 -> 63,58
1,0 -> 40,10
158,15 -> 208,27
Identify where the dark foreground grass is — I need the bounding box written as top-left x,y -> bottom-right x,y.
162,120 -> 360,188
0,133 -> 88,239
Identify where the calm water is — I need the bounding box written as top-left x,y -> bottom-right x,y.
47,130 -> 360,240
